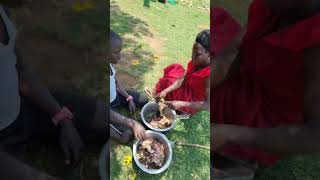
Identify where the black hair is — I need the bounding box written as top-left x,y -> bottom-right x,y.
195,29 -> 210,52
110,30 -> 122,45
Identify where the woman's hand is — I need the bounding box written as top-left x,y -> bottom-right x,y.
165,101 -> 185,110
131,121 -> 146,140
59,119 -> 84,167
128,99 -> 136,114
157,90 -> 167,99
211,124 -> 230,151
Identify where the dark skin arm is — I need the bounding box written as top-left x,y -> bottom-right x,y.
17,49 -> 61,116
158,73 -> 186,98
115,76 -> 130,98
166,77 -> 210,111
16,49 -> 83,166
115,75 -> 136,113
110,110 -> 146,140
212,25 -> 247,89
213,46 -> 320,155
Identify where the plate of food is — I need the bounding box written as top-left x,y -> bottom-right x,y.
141,101 -> 177,132
132,130 -> 172,174
141,101 -> 190,132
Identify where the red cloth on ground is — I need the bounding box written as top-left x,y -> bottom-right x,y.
211,0 -> 320,164
156,60 -> 210,113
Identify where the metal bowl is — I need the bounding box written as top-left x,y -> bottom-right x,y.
99,142 -> 109,180
141,102 -> 177,132
133,130 -> 173,174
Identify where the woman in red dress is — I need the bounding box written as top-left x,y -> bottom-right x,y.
212,0 -> 320,178
155,30 -> 210,114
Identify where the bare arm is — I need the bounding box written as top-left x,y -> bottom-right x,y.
17,49 -> 84,166
110,110 -> 136,127
17,49 -> 61,118
110,110 -> 146,140
213,46 -> 320,155
115,75 -> 130,99
166,78 -> 210,111
212,25 -> 247,88
161,74 -> 186,95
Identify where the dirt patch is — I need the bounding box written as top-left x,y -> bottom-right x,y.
115,52 -> 140,87
17,34 -> 102,89
143,35 -> 164,56
197,24 -> 209,30
146,36 -> 163,53
116,72 -> 138,89
10,0 -> 105,93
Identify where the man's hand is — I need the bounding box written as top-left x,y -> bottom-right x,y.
128,100 -> 136,114
59,119 -> 84,167
131,120 -> 146,140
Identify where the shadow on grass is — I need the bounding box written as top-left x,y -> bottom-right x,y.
21,144 -> 101,180
111,2 -> 156,90
19,0 -> 107,51
14,0 -> 107,98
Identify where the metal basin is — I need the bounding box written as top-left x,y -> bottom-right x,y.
133,130 -> 173,174
141,102 -> 177,132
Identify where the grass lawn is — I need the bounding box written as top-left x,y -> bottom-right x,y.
214,0 -> 320,179
110,0 -> 210,179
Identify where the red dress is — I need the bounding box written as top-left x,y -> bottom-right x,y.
156,61 -> 210,113
211,0 -> 320,164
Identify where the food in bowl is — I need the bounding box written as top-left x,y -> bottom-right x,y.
136,138 -> 165,169
146,111 -> 173,129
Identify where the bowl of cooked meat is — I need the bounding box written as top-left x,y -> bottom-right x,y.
141,101 -> 177,132
133,130 -> 172,174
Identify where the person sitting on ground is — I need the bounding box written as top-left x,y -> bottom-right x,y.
109,31 -> 148,143
155,30 -> 210,114
211,0 -> 320,179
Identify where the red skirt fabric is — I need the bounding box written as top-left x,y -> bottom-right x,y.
211,0 -> 320,165
156,61 -> 210,113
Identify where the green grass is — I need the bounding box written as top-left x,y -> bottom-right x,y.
110,0 -> 210,179
111,0 -> 209,89
214,1 -> 320,179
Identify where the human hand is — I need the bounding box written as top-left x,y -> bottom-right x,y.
211,124 -> 230,151
128,100 -> 136,114
165,101 -> 185,110
59,119 -> 84,167
131,120 -> 146,140
157,90 -> 167,99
